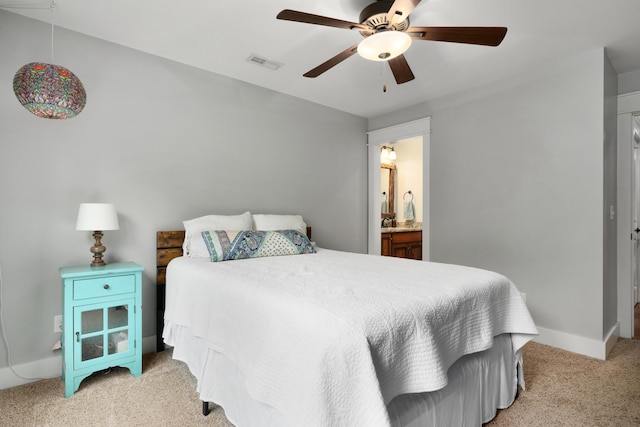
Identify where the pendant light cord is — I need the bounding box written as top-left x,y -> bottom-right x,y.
50,0 -> 55,63
0,1 -> 56,63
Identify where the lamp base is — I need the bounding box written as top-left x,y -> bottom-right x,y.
90,230 -> 107,267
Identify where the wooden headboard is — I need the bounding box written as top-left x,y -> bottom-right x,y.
156,227 -> 311,351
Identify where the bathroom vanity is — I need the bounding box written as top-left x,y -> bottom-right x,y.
381,228 -> 422,260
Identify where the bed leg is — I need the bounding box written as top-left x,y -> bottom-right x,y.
203,401 -> 211,416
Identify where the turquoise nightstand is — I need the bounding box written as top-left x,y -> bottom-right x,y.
59,262 -> 144,397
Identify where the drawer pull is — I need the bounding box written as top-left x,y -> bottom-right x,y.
103,284 -> 109,290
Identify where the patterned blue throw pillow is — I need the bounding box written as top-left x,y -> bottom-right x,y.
201,229 -> 316,262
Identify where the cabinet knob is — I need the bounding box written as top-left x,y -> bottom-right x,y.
103,284 -> 109,290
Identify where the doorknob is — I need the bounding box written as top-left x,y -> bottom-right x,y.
635,228 -> 640,233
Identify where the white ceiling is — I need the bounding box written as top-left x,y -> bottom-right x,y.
5,0 -> 640,118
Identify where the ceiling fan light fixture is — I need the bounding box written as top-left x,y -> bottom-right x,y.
357,31 -> 412,61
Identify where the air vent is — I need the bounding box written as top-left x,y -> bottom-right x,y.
246,54 -> 283,71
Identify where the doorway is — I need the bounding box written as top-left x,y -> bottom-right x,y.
367,117 -> 431,258
617,91 -> 640,339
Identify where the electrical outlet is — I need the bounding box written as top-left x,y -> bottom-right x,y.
54,315 -> 63,333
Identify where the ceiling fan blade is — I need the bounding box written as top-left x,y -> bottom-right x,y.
303,45 -> 359,78
388,54 -> 415,84
406,26 -> 508,46
277,9 -> 369,31
386,0 -> 422,26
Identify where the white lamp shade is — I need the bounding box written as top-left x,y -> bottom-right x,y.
76,203 -> 120,231
357,31 -> 412,61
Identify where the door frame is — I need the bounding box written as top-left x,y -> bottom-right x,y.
367,117 -> 431,258
617,91 -> 640,338
634,143 -> 640,306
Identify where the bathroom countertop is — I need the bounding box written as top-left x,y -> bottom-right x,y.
381,226 -> 422,233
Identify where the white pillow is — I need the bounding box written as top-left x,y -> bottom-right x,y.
252,214 -> 307,234
183,211 -> 252,257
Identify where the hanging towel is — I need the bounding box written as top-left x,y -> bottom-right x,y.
404,199 -> 415,222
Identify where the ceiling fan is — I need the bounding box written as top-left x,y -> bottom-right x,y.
277,0 -> 507,84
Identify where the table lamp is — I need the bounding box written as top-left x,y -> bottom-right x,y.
75,203 -> 120,267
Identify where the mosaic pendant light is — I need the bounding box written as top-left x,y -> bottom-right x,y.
13,62 -> 86,119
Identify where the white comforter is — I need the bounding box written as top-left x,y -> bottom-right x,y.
164,248 -> 537,427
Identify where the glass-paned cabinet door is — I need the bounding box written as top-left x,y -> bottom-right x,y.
74,298 -> 135,367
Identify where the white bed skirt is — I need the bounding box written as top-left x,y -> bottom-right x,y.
165,322 -> 520,427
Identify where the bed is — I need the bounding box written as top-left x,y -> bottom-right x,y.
156,213 -> 538,427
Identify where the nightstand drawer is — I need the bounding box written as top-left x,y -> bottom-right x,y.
73,274 -> 135,300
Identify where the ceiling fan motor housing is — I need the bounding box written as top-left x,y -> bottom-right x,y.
359,0 -> 410,37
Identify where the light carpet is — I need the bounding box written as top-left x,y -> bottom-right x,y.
1,339 -> 639,426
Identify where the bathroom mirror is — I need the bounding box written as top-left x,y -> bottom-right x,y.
381,163 -> 396,218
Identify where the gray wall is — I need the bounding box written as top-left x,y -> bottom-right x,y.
0,10 -> 367,373
369,48 -> 615,343
618,69 -> 640,95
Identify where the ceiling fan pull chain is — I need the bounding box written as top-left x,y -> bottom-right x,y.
381,62 -> 387,93
50,0 -> 55,63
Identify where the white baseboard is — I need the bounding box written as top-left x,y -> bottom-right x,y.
0,354 -> 61,390
604,322 -> 621,358
533,322 -> 620,360
0,335 -> 159,391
